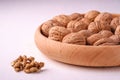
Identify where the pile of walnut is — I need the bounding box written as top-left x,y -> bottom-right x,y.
41,10 -> 120,46
11,55 -> 44,73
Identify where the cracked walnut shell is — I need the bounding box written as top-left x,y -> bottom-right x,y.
67,20 -> 88,32
48,26 -> 70,41
62,32 -> 86,45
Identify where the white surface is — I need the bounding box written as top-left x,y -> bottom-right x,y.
1,0 -> 120,80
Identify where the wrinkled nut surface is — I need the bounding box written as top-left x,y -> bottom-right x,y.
11,55 -> 44,73
95,12 -> 113,24
98,30 -> 113,38
115,25 -> 120,35
93,38 -> 114,46
41,20 -> 62,37
81,18 -> 92,26
88,21 -> 111,33
109,35 -> 120,43
110,17 -> 120,32
53,15 -> 71,27
62,32 -> 86,45
69,13 -> 84,20
99,42 -> 119,46
87,33 -> 103,45
67,20 -> 88,32
78,30 -> 93,38
85,10 -> 100,21
49,26 -> 70,41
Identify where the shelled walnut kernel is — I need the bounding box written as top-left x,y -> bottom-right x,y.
11,55 -> 44,73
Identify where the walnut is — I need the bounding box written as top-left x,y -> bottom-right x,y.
53,15 -> 71,27
81,18 -> 91,26
95,12 -> 113,24
78,30 -> 93,38
41,20 -> 62,37
115,25 -> 120,35
98,30 -> 113,38
62,32 -> 86,45
93,38 -> 114,46
109,35 -> 120,43
67,20 -> 88,32
99,42 -> 119,46
85,10 -> 100,21
87,33 -> 102,45
110,17 -> 120,32
48,26 -> 70,41
69,13 -> 84,20
88,21 -> 111,33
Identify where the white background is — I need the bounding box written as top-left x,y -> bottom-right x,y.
1,0 -> 120,80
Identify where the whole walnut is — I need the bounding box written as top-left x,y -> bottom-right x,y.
81,18 -> 91,26
115,25 -> 120,35
62,32 -> 86,45
69,13 -> 84,20
53,15 -> 71,27
95,12 -> 113,24
93,38 -> 114,46
67,20 -> 88,32
88,21 -> 111,33
110,17 -> 120,32
48,26 -> 70,41
87,33 -> 103,45
78,30 -> 93,38
109,35 -> 120,43
41,20 -> 62,37
85,10 -> 100,21
98,30 -> 113,38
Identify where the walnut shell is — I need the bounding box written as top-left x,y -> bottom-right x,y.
88,21 -> 111,33
78,30 -> 93,38
109,35 -> 120,43
67,20 -> 88,32
48,26 -> 70,41
87,33 -> 103,45
69,13 -> 84,20
53,15 -> 71,27
93,38 -> 114,46
110,17 -> 120,32
95,12 -> 113,24
81,18 -> 91,26
99,42 -> 119,46
98,30 -> 113,38
85,10 -> 100,21
115,25 -> 120,35
62,32 -> 86,45
41,20 -> 62,37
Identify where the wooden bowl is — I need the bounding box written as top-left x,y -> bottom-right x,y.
34,14 -> 120,67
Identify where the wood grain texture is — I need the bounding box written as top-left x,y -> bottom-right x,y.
34,14 -> 120,67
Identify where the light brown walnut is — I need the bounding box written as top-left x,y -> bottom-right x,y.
109,35 -> 120,43
67,20 -> 88,32
49,26 -> 70,41
95,12 -> 113,24
81,18 -> 92,26
88,21 -> 111,33
53,15 -> 71,27
69,13 -> 84,20
85,10 -> 100,21
99,42 -> 119,46
41,20 -> 62,37
110,17 -> 120,32
87,33 -> 103,45
78,30 -> 93,38
62,32 -> 86,45
115,25 -> 120,35
98,30 -> 113,38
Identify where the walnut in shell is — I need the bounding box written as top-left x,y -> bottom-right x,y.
99,42 -> 119,46
41,20 -> 62,37
115,25 -> 120,35
69,13 -> 84,20
62,32 -> 86,45
109,35 -> 120,43
110,17 -> 120,32
53,15 -> 71,27
85,10 -> 100,21
87,33 -> 103,45
67,20 -> 88,32
49,26 -> 70,41
88,21 -> 111,33
95,12 -> 113,24
78,30 -> 93,38
81,18 -> 91,26
98,30 -> 113,38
